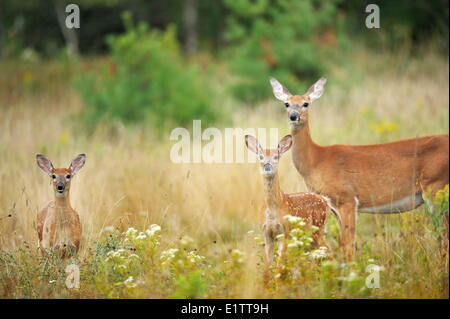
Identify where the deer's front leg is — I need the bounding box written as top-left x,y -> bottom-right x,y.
338,201 -> 357,261
262,225 -> 274,288
275,229 -> 288,284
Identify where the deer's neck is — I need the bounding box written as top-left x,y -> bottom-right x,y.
263,174 -> 284,219
53,193 -> 72,211
291,120 -> 320,180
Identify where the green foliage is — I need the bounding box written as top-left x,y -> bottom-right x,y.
172,272 -> 206,299
424,185 -> 449,243
74,14 -> 220,132
223,0 -> 348,102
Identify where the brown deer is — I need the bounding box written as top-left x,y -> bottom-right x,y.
245,135 -> 330,286
269,76 -> 449,260
36,154 -> 85,258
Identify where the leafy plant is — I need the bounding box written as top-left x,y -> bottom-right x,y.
223,0 -> 348,102
74,13 -> 221,133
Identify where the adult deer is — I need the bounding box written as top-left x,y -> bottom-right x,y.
36,154 -> 85,257
245,134 -> 329,286
269,76 -> 449,260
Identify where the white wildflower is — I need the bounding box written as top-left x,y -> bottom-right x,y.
124,276 -> 137,288
160,248 -> 179,264
125,227 -> 138,236
309,246 -> 328,260
136,232 -> 147,240
145,224 -> 161,238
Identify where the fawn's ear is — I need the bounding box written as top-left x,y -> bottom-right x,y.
69,154 -> 86,176
36,154 -> 54,176
269,77 -> 292,103
306,76 -> 327,102
278,135 -> 292,156
245,135 -> 262,155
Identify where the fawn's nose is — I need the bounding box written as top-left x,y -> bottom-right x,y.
289,112 -> 299,121
56,183 -> 65,192
263,163 -> 272,172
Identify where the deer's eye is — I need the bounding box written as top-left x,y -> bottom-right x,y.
273,155 -> 278,161
66,174 -> 71,179
51,174 -> 56,179
284,103 -> 289,108
259,155 -> 264,161
303,102 -> 309,107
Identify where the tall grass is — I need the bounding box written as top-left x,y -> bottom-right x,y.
0,47 -> 448,298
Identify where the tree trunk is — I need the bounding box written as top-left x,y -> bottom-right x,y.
54,1 -> 79,56
183,0 -> 198,55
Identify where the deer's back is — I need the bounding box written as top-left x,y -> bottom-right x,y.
282,192 -> 329,226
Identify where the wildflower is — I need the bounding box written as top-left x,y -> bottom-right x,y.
287,239 -> 304,249
49,280 -> 56,284
309,246 -> 328,260
231,249 -> 246,264
124,276 -> 137,288
284,215 -> 304,225
125,227 -> 138,237
160,248 -> 179,264
145,224 -> 161,238
136,232 -> 147,240
435,185 -> 449,203
187,251 -> 205,264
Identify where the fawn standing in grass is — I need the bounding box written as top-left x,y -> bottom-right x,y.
36,154 -> 85,258
245,135 -> 330,286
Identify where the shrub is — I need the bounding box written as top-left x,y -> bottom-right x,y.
74,13 -> 220,133
223,0 -> 348,102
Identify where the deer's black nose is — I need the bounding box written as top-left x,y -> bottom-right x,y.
56,183 -> 65,191
263,163 -> 272,172
289,113 -> 299,121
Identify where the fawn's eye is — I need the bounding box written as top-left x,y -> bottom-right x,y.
259,155 -> 264,161
303,102 -> 309,107
66,174 -> 71,179
273,155 -> 278,160
51,174 -> 56,179
284,103 -> 289,108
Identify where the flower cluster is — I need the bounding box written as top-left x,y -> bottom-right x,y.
123,225 -> 161,253
307,246 -> 328,260
283,215 -> 315,252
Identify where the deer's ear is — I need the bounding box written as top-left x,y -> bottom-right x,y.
245,135 -> 262,155
36,154 -> 54,176
306,76 -> 327,102
269,77 -> 292,103
70,154 -> 86,176
278,135 -> 292,156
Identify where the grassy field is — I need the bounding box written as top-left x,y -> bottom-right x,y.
0,46 -> 448,298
